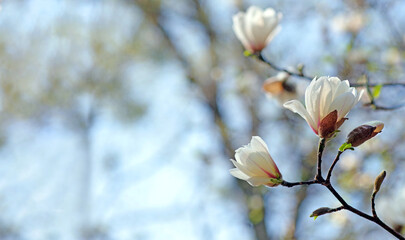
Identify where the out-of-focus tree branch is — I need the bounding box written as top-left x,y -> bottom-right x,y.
136,1 -> 272,239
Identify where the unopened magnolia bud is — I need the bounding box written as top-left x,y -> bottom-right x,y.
373,170 -> 386,194
310,207 -> 332,218
346,121 -> 384,147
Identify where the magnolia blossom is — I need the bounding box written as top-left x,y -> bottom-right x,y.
263,72 -> 296,103
232,6 -> 282,53
229,136 -> 282,187
284,76 -> 363,138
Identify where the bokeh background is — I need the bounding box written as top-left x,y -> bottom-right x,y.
1,0 -> 405,239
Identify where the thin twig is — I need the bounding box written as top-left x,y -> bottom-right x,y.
257,53 -> 312,80
371,191 -> 378,218
255,53 -> 405,88
326,151 -> 343,182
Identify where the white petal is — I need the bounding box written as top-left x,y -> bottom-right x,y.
231,159 -> 255,176
230,168 -> 250,180
328,92 -> 356,120
333,79 -> 350,98
264,25 -> 281,45
232,13 -> 251,51
250,136 -> 269,152
318,78 -> 334,118
356,89 -> 364,103
306,77 -> 324,124
245,6 -> 262,47
246,176 -> 272,186
249,137 -> 278,174
235,146 -> 249,164
284,100 -> 317,132
328,77 -> 342,89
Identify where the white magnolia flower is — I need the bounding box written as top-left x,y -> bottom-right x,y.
233,6 -> 282,53
229,136 -> 282,187
283,76 -> 363,138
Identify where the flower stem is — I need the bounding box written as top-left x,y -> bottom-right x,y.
316,138 -> 326,181
326,151 -> 343,183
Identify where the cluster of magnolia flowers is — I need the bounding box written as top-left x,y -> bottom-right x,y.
229,6 -> 384,187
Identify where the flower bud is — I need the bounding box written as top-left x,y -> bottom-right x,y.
373,170 -> 386,194
310,207 -> 332,219
346,121 -> 384,147
229,136 -> 283,187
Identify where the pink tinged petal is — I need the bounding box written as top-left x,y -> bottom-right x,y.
229,168 -> 250,180
249,136 -> 281,177
244,156 -> 273,177
284,100 -> 317,134
328,92 -> 355,120
246,153 -> 277,178
246,176 -> 273,187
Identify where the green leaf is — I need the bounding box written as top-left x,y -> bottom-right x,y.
339,142 -> 353,152
373,84 -> 383,99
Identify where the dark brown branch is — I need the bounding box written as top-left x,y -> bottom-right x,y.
281,168 -> 404,239
281,180 -> 318,188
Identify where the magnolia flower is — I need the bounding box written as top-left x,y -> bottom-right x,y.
229,136 -> 282,187
233,6 -> 282,53
263,72 -> 296,103
284,76 -> 363,138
